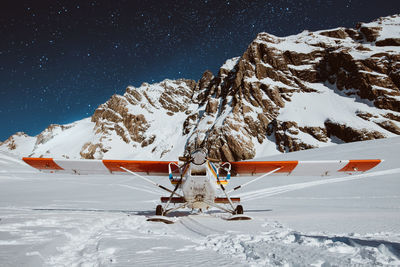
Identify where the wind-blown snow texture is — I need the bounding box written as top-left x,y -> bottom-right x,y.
1,15 -> 400,161
0,136 -> 400,266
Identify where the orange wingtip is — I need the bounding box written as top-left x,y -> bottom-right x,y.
22,157 -> 64,170
338,159 -> 382,172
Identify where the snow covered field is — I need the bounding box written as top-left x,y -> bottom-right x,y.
1,137 -> 400,266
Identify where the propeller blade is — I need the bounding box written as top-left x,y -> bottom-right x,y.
178,156 -> 190,162
207,157 -> 220,163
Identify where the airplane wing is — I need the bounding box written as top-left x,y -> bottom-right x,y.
230,159 -> 382,176
22,157 -> 382,177
22,157 -> 177,176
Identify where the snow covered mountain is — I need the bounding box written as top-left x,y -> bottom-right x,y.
1,14 -> 400,160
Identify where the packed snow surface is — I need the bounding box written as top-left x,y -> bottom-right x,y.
1,137 -> 400,266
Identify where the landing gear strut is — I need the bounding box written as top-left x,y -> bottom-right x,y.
156,205 -> 163,216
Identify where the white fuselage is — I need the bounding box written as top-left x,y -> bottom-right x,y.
181,162 -> 218,209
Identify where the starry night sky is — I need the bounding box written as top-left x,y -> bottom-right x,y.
1,0 -> 399,141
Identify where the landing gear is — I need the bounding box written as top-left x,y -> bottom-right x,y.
234,205 -> 243,215
148,205 -> 174,224
226,205 -> 251,220
155,205 -> 163,216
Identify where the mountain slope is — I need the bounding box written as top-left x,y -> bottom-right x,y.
1,14 -> 400,160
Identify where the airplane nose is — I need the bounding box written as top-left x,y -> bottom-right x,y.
192,149 -> 207,165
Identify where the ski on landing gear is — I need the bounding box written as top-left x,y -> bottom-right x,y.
225,205 -> 252,221
146,204 -> 178,224
147,216 -> 176,224
225,214 -> 252,221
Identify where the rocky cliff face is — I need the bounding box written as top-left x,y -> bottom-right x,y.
2,14 -> 400,160
184,14 -> 400,161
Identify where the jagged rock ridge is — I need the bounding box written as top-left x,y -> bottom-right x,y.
1,14 -> 400,160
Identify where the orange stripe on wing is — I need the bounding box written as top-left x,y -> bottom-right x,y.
338,159 -> 381,172
22,157 -> 64,170
231,161 -> 298,175
102,160 -> 176,174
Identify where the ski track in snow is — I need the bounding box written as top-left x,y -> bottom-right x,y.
45,215 -> 120,266
202,222 -> 400,266
1,199 -> 400,266
1,208 -> 399,266
178,215 -> 227,237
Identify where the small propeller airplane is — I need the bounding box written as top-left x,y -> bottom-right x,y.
22,149 -> 382,223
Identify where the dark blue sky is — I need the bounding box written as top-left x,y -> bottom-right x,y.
1,0 -> 399,141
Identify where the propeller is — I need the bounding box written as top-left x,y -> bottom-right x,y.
206,157 -> 221,163
178,156 -> 191,162
179,148 -> 223,165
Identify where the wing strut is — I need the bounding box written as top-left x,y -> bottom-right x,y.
164,203 -> 187,214
119,166 -> 183,198
163,162 -> 185,215
214,165 -> 236,211
227,167 -> 282,194
202,199 -> 235,214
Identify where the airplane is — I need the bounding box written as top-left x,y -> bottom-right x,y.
22,148 -> 382,224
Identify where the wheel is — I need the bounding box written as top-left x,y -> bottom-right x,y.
156,205 -> 163,216
235,205 -> 244,215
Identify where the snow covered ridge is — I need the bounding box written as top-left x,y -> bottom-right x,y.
1,14 -> 400,160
